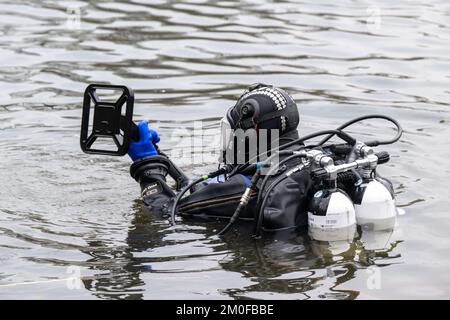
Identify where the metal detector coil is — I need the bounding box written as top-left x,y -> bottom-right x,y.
80,84 -> 135,156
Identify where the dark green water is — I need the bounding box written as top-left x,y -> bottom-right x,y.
0,0 -> 449,299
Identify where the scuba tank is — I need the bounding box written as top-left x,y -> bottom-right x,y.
353,180 -> 397,231
308,188 -> 357,242
349,146 -> 397,231
307,151 -> 357,241
307,146 -> 396,240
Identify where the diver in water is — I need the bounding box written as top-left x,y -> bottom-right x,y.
81,83 -> 402,238
127,84 -> 312,233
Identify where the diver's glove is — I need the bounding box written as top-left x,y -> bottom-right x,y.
128,120 -> 160,161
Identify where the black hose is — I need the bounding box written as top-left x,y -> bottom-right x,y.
231,115 -> 401,176
220,150 -> 299,235
231,129 -> 352,177
281,129 -> 356,150
217,202 -> 246,236
252,150 -> 304,208
170,166 -> 231,225
253,173 -> 291,238
318,114 -> 403,146
170,177 -> 204,225
256,152 -> 308,211
217,170 -> 262,236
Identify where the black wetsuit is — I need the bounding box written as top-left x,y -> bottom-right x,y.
129,130 -> 313,232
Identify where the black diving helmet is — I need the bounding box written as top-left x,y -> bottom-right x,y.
220,83 -> 300,165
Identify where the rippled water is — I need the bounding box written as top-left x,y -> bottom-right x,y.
1,0 -> 450,299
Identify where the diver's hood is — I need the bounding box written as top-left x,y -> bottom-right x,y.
226,83 -> 299,132
219,84 -> 300,165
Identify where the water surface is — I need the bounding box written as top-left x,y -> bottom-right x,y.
0,0 -> 450,299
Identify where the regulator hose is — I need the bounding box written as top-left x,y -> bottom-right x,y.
170,177 -> 203,225
254,172 -> 293,238
253,154 -> 310,237
281,129 -> 356,151
170,166 -> 231,225
318,114 -> 403,147
218,150 -> 290,236
231,115 -> 401,176
230,129 -> 354,177
256,152 -> 308,212
217,169 -> 262,236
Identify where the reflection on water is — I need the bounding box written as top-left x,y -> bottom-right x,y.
77,205 -> 401,300
0,0 -> 450,299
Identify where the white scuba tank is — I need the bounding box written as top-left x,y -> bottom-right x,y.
353,179 -> 397,231
308,189 -> 357,241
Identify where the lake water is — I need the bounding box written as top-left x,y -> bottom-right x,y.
0,0 -> 449,299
